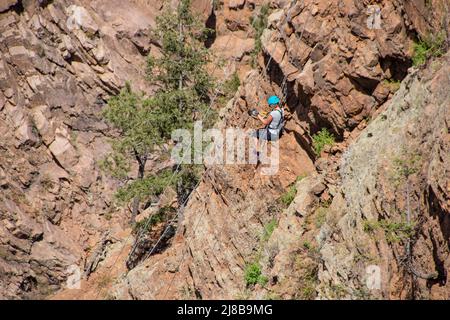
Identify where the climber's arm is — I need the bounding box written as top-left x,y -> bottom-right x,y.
257,114 -> 273,126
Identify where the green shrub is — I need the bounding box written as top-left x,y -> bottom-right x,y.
132,206 -> 175,234
412,41 -> 429,66
383,79 -> 401,93
296,261 -> 319,300
363,220 -> 378,234
218,72 -> 241,107
280,184 -> 297,207
280,174 -> 307,207
262,219 -> 277,242
302,241 -> 312,250
412,32 -> 446,66
223,72 -> 240,97
302,241 -> 320,258
314,207 -> 328,228
363,218 -> 416,244
390,151 -> 422,186
244,262 -> 268,287
300,284 -> 316,300
115,169 -> 174,204
312,128 -> 335,156
380,220 -> 416,244
393,154 -> 421,178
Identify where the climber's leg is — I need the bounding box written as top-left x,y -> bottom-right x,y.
250,129 -> 270,164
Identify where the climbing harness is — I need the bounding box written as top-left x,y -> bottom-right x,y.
267,108 -> 284,137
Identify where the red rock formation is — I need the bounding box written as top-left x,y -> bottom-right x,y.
1,0 -> 449,300
0,0 -> 161,299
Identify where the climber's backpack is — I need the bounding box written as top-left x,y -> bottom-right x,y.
267,108 -> 284,140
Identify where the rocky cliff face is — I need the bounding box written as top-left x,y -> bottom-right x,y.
0,0 -> 164,299
0,0 -> 271,299
109,0 -> 449,300
315,56 -> 449,299
1,0 -> 449,300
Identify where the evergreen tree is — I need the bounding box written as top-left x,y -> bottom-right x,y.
101,0 -> 214,223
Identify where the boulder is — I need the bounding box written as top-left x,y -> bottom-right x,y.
14,119 -> 40,148
8,46 -> 29,57
296,59 -> 315,94
290,176 -> 321,217
0,0 -> 17,13
3,199 -> 43,241
48,129 -> 78,170
287,34 -> 312,67
211,34 -> 255,61
31,105 -> 54,145
66,5 -> 99,35
228,0 -> 245,10
92,41 -> 110,65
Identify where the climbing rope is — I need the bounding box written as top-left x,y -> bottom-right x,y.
279,5 -> 312,105
139,168 -> 208,263
263,1 -> 298,75
398,185 -> 439,281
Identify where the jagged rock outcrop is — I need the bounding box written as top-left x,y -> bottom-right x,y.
403,0 -> 449,39
315,54 -> 450,299
261,52 -> 449,300
260,0 -> 417,137
114,50 -> 449,301
0,0 -> 280,299
0,0 -> 162,299
210,0 -> 265,80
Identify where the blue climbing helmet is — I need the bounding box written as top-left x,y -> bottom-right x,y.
267,95 -> 280,106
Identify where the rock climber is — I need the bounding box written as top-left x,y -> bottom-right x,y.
249,95 -> 285,162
